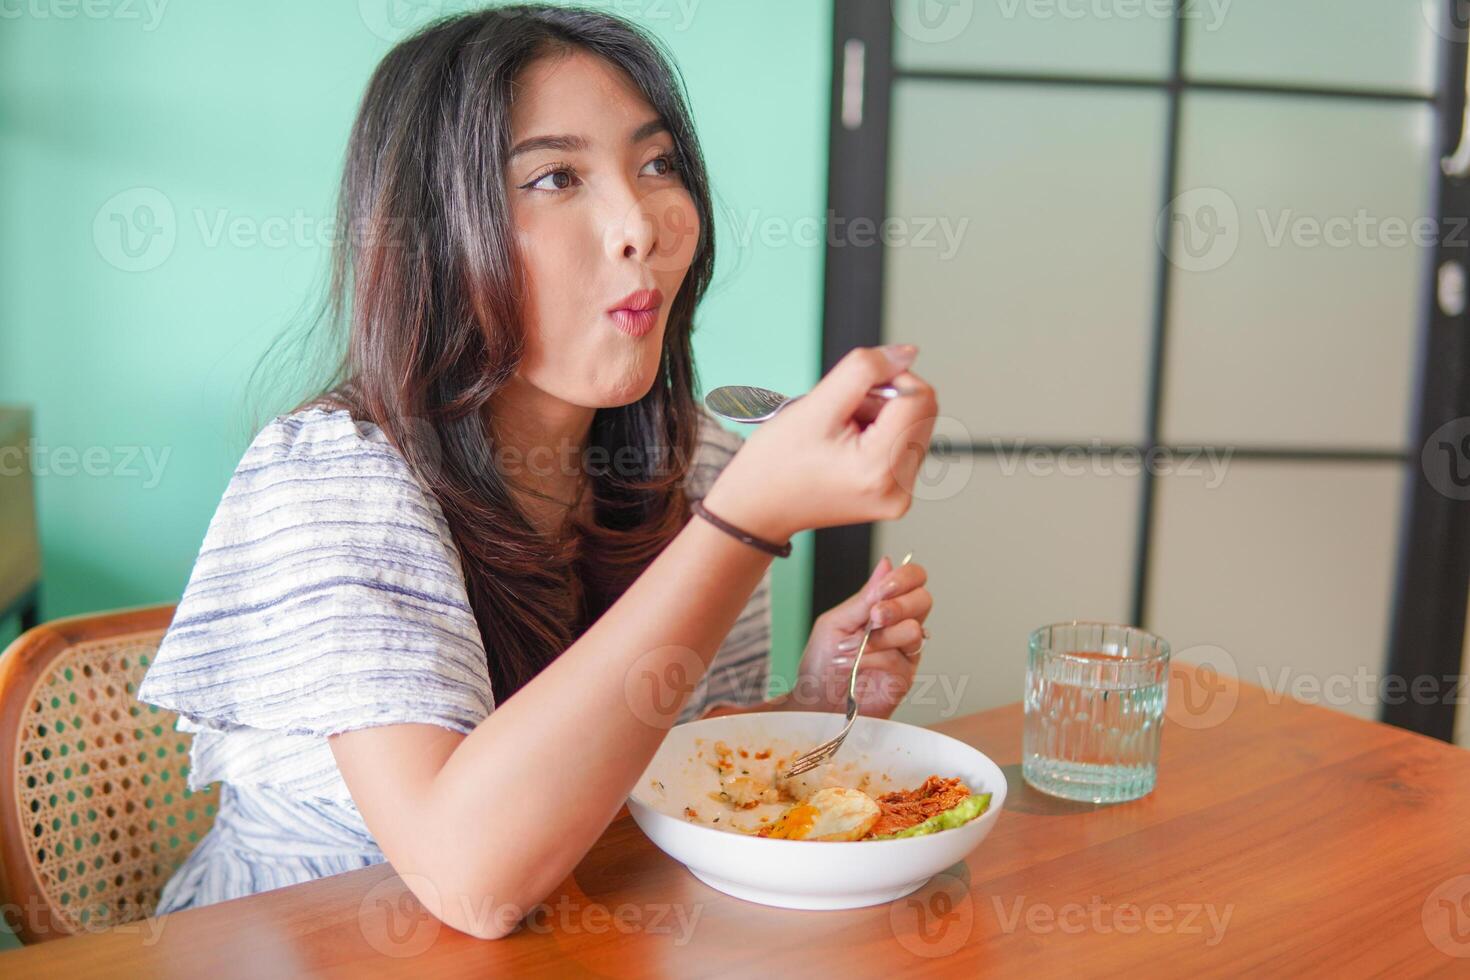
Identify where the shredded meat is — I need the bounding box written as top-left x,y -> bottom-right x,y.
864,776 -> 971,838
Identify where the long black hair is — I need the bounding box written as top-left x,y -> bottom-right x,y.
267,4 -> 717,702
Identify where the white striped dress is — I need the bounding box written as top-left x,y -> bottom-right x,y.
135,405 -> 772,914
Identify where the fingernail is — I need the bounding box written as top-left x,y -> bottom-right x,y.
836,635 -> 862,652
870,607 -> 888,628
831,655 -> 853,667
879,344 -> 918,368
879,578 -> 898,598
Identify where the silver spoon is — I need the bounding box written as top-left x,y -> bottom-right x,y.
782,552 -> 915,781
705,383 -> 916,424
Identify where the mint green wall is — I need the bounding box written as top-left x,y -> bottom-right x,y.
0,2 -> 827,656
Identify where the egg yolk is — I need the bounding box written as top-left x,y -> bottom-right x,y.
761,803 -> 817,840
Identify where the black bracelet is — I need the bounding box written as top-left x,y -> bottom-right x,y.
690,498 -> 792,558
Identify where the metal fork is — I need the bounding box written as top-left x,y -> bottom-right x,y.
782,552 -> 914,780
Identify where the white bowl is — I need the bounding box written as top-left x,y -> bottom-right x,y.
627,711 -> 1007,910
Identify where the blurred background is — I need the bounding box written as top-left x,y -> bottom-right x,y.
1,6 -> 1468,917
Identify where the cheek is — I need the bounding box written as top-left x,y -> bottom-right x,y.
514,212 -> 600,345
644,187 -> 701,284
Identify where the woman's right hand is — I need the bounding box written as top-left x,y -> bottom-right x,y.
701,344 -> 938,543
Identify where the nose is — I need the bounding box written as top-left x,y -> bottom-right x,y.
604,177 -> 659,262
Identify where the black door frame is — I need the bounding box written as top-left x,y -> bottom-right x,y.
817,0 -> 1470,741
813,0 -> 895,619
1383,5 -> 1470,741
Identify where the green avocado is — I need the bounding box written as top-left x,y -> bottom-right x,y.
871,792 -> 992,840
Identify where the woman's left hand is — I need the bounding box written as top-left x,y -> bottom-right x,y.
794,555 -> 932,719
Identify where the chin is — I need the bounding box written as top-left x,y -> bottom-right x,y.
598,361 -> 663,408
601,378 -> 657,408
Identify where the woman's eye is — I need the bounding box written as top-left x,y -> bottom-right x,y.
642,155 -> 678,178
526,167 -> 578,192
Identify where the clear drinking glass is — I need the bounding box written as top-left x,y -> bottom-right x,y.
1022,622 -> 1171,803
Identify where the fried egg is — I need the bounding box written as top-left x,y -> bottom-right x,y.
758,787 -> 881,841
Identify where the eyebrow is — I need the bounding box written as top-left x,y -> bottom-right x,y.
509,118 -> 670,159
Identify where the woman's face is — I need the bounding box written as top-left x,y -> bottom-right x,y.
505,50 -> 700,409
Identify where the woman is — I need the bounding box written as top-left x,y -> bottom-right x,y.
138,4 -> 936,939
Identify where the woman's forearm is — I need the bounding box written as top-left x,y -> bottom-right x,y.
423,498 -> 775,931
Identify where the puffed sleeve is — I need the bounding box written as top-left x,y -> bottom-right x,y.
678,409 -> 774,720
136,409 -> 495,740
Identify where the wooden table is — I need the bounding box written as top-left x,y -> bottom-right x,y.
8,676 -> 1470,978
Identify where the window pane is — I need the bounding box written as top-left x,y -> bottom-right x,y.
892,0 -> 1174,79
876,454 -> 1141,725
1185,0 -> 1441,95
1148,461 -> 1404,721
885,81 -> 1166,443
1162,93 -> 1434,448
